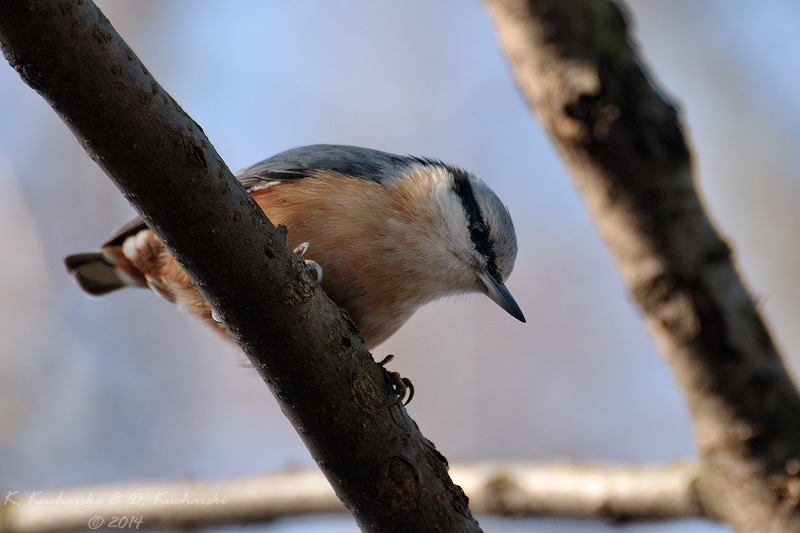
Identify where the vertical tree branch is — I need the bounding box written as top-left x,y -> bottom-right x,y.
482,0 -> 800,531
0,1 -> 480,531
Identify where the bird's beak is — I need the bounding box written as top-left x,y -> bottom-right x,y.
479,271 -> 526,323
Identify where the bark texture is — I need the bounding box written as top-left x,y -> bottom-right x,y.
0,1 -> 479,531
482,1 -> 800,531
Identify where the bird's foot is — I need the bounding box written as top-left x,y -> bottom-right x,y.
294,242 -> 323,286
378,354 -> 414,407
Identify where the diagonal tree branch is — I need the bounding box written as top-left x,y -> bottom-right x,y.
0,1 -> 480,531
482,0 -> 800,531
0,461 -> 708,532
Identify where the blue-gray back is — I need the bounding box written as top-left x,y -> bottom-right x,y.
236,144 -> 422,189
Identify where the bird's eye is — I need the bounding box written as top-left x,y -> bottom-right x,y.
470,222 -> 488,243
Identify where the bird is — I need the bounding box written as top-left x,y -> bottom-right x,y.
65,144 -> 525,351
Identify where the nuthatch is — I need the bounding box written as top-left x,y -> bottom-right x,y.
65,144 -> 525,350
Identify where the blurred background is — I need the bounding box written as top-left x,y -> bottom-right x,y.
1,1 -> 798,531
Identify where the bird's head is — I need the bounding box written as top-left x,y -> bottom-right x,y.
400,160 -> 525,323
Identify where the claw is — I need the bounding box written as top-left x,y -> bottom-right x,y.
378,354 -> 415,407
304,259 -> 323,287
293,242 -> 323,287
293,242 -> 310,258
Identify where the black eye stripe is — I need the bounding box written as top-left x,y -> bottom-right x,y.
450,169 -> 500,278
451,170 -> 482,226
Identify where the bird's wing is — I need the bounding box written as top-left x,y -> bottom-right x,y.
102,145 -> 420,246
235,144 -> 418,190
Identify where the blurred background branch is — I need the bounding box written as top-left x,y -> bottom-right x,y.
483,0 -> 800,531
0,461 -> 706,533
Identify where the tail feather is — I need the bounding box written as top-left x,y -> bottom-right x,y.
64,252 -> 129,296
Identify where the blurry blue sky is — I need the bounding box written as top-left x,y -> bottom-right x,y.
1,1 -> 798,532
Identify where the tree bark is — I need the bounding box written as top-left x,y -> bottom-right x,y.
0,1 -> 479,531
482,0 -> 800,531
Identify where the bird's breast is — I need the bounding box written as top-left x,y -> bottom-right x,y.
249,173 -> 434,348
